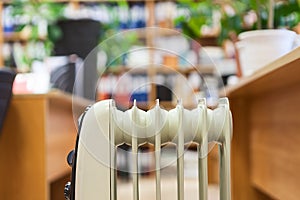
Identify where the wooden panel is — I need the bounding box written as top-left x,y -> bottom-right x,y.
0,92 -> 87,200
0,96 -> 47,200
46,91 -> 90,183
229,97 -> 271,200
250,84 -> 300,200
50,173 -> 71,200
46,97 -> 77,182
47,91 -> 91,124
230,97 -> 251,200
47,96 -> 78,135
225,46 -> 300,200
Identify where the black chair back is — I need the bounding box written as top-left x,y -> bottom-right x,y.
0,68 -> 16,134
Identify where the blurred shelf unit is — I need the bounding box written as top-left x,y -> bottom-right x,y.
97,65 -> 217,110
124,28 -> 183,39
0,0 -> 180,66
2,27 -> 216,44
3,32 -> 46,43
1,0 -> 146,3
103,65 -> 215,75
0,0 -> 228,109
1,27 -> 181,43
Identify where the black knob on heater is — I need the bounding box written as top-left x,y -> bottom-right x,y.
67,150 -> 75,167
64,182 -> 71,200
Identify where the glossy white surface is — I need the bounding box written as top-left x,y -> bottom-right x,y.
75,98 -> 232,200
237,29 -> 299,76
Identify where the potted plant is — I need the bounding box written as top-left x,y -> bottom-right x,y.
175,0 -> 300,76
224,0 -> 300,76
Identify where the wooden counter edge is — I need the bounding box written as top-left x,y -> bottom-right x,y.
223,46 -> 300,98
13,90 -> 93,107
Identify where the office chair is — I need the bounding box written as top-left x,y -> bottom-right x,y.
53,19 -> 101,100
0,68 -> 16,134
65,98 -> 232,200
50,58 -> 76,94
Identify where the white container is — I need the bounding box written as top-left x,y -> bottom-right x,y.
237,29 -> 300,76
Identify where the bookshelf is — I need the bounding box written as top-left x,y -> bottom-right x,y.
0,0 -> 222,109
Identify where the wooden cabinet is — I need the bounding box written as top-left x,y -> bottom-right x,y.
226,47 -> 300,200
0,92 -> 90,200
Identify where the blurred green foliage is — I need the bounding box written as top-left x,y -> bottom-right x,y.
11,0 -> 65,42
10,0 -> 139,68
175,0 -> 300,44
10,0 -> 65,68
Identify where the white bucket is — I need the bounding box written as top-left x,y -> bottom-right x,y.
237,29 -> 300,76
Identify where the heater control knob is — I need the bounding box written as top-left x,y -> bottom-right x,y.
67,150 -> 75,167
64,182 -> 71,200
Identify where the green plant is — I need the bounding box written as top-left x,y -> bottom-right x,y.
11,0 -> 65,69
175,0 -> 300,44
220,0 -> 300,41
174,0 -> 221,39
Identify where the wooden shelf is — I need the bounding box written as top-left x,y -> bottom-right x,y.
4,32 -> 46,42
124,28 -> 181,39
104,65 -> 214,75
4,32 -> 25,42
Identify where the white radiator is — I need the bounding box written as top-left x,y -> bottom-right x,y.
65,98 -> 232,200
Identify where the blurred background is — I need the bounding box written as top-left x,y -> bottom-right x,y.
0,0 -> 300,200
